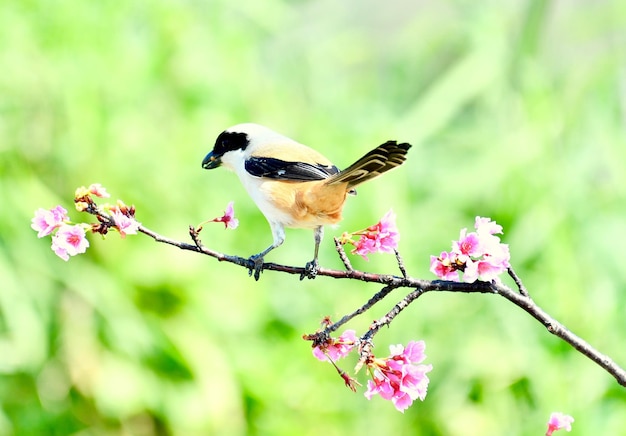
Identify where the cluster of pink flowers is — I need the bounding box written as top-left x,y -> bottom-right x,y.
33,183 -> 238,260
311,330 -> 431,412
546,412 -> 574,435
364,340 -> 432,412
312,329 -> 357,362
430,216 -> 510,282
340,209 -> 400,260
31,205 -> 90,261
31,183 -> 141,261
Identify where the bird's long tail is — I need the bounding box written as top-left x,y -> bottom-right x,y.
323,140 -> 412,188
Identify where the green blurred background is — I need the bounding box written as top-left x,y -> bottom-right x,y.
1,0 -> 626,434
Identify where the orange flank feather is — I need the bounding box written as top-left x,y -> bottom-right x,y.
257,179 -> 348,229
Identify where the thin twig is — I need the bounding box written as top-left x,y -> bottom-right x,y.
507,266 -> 529,297
334,237 -> 354,271
361,287 -> 430,343
394,249 -> 407,278
325,285 -> 399,334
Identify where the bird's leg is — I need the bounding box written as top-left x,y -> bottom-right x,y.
248,245 -> 276,281
248,222 -> 284,281
302,226 -> 323,280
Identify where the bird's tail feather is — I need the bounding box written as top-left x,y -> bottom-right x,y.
324,141 -> 412,188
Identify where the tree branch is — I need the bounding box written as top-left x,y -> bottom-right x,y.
120,220 -> 626,388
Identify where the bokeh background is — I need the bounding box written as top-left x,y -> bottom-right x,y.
2,0 -> 626,434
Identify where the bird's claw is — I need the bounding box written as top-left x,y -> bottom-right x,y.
300,259 -> 319,280
248,255 -> 264,281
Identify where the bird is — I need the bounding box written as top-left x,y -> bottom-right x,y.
201,123 -> 411,280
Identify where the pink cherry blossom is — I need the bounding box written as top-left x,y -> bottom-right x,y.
365,377 -> 391,400
452,228 -> 482,257
51,224 -> 89,261
546,412 -> 574,435
112,210 -> 141,238
463,257 -> 509,283
475,216 -> 503,236
212,201 -> 239,229
364,340 -> 432,412
313,330 -> 356,361
429,252 -> 460,281
352,209 -> 399,260
31,206 -> 69,237
353,236 -> 378,260
397,340 -> 427,363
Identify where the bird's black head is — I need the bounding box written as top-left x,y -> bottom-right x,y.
202,130 -> 249,170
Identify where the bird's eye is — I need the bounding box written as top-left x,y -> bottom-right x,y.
214,139 -> 229,154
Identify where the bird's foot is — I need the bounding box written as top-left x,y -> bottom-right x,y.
248,254 -> 265,281
300,258 -> 319,280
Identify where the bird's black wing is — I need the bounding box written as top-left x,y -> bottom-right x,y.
245,157 -> 339,181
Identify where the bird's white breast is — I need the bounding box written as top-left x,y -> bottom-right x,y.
221,149 -> 295,227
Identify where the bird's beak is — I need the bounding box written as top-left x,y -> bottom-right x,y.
202,151 -> 222,170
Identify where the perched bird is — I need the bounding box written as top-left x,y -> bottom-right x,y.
202,123 -> 411,280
